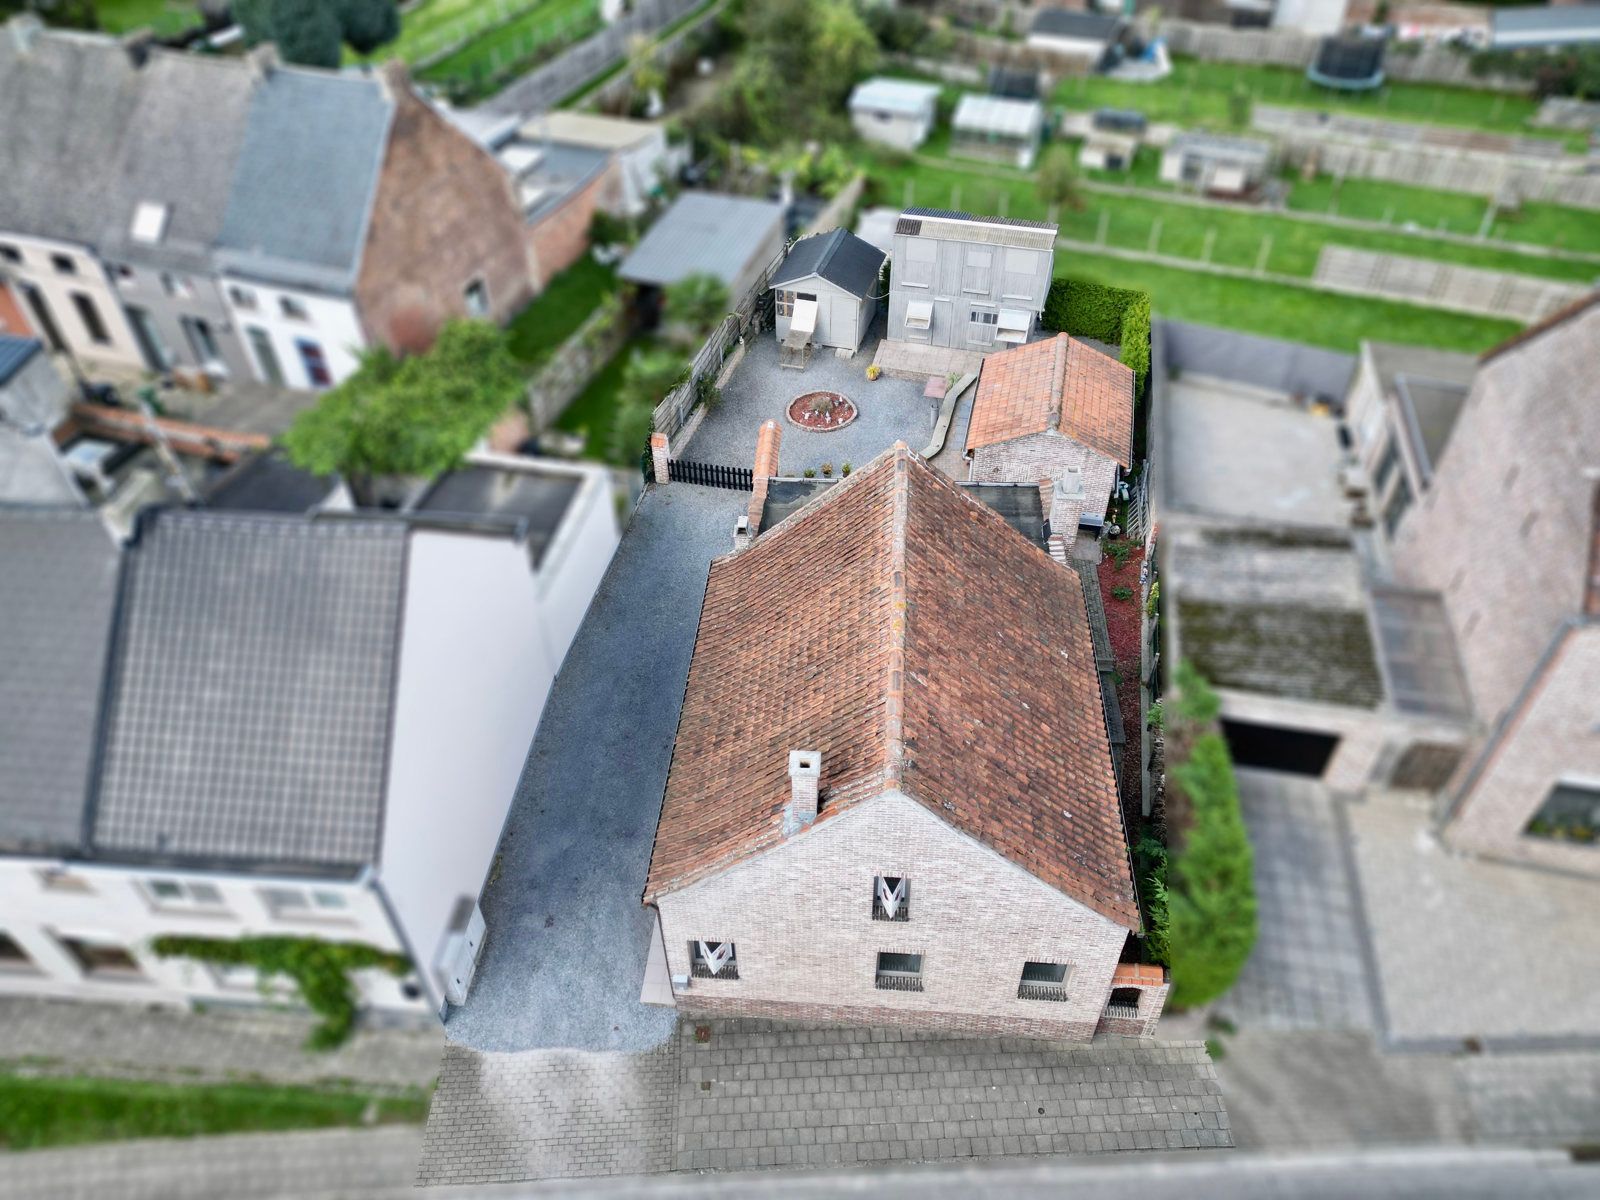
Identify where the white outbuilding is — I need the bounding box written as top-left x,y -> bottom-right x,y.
950,94 -> 1046,170
771,228 -> 887,362
849,78 -> 943,152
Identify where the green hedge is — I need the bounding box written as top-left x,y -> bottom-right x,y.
1163,665 -> 1258,1011
1042,277 -> 1152,390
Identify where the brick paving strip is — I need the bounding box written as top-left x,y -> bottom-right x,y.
417,1020 -> 1229,1186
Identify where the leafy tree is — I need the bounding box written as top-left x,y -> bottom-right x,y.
338,0 -> 399,56
282,320 -> 524,504
1227,82 -> 1251,129
609,348 -> 686,465
1035,146 -> 1085,212
665,272 -> 730,337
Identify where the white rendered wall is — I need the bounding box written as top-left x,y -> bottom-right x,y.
218,276 -> 366,390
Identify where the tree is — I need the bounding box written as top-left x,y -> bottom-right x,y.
1035,146 -> 1085,212
1227,82 -> 1251,129
282,320 -> 524,504
236,0 -> 399,67
665,272 -> 730,338
609,348 -> 686,465
338,0 -> 399,56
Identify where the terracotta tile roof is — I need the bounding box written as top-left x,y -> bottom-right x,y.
965,334 -> 1135,468
645,446 -> 1139,929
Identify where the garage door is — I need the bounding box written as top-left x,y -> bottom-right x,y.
1221,719 -> 1339,777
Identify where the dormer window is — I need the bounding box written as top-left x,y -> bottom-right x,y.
872,875 -> 909,921
690,940 -> 738,980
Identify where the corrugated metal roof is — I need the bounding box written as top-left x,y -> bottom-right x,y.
952,93 -> 1044,139
849,77 -> 941,117
619,192 -> 786,289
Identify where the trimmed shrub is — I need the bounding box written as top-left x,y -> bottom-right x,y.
1042,277 -> 1152,391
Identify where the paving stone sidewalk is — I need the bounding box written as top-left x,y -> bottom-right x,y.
417,1019 -> 1228,1186
0,996 -> 442,1092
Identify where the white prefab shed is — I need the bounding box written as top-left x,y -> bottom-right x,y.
951,94 -> 1046,170
849,78 -> 942,152
770,228 -> 887,355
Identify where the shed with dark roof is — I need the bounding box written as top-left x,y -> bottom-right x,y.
770,228 -> 886,354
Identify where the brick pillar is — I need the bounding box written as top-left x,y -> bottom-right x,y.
745,419 -> 783,536
650,431 -> 670,485
1101,962 -> 1169,1038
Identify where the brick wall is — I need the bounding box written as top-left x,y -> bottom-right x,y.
1446,626 -> 1600,877
354,66 -> 537,354
969,432 -> 1120,538
1393,306 -> 1600,725
655,791 -> 1132,1043
527,162 -> 620,291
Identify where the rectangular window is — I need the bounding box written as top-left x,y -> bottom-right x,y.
1381,474 -> 1413,539
70,292 -> 110,344
297,339 -> 332,388
776,289 -> 794,318
872,876 -> 909,921
142,878 -> 227,911
900,237 -> 937,288
1526,781 -> 1600,844
875,950 -> 923,991
261,886 -> 310,917
1372,435 -> 1399,496
228,285 -> 258,311
962,247 -> 993,293
280,296 -> 310,321
1106,986 -> 1142,1017
463,279 -> 490,318
0,931 -> 36,972
1001,247 -> 1037,301
969,308 -> 998,345
689,940 -> 738,979
0,243 -> 20,264
58,936 -> 143,981
37,869 -> 92,894
51,253 -> 77,275
1017,960 -> 1070,1002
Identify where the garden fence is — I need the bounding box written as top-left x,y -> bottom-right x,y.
524,298 -> 631,434
665,458 -> 753,490
1314,245 -> 1589,322
651,245 -> 784,442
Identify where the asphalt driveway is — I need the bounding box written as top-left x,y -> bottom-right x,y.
444,483 -> 745,1053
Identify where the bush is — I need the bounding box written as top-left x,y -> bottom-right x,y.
1132,834 -> 1170,967
1165,732 -> 1257,1010
1171,659 -> 1222,728
1112,584 -> 1134,601
1042,277 -> 1152,391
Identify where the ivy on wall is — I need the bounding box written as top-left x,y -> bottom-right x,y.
150,936 -> 411,1051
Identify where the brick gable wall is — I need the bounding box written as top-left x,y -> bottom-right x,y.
655,792 -> 1132,1042
969,431 -> 1120,538
354,69 -> 536,353
527,162 -> 620,291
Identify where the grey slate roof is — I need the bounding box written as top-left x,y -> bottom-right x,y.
215,69 -> 393,292
0,509 -> 119,853
91,511 -> 408,869
769,228 -> 885,299
619,192 -> 786,289
1492,4 -> 1600,48
0,335 -> 41,386
1030,8 -> 1125,41
413,464 -> 580,568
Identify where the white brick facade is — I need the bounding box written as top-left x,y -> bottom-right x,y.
969,432 -> 1121,537
654,791 -> 1136,1041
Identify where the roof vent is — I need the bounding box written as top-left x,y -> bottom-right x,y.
787,749 -> 821,828
733,513 -> 750,552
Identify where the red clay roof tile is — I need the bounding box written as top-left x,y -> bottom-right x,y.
965,334 -> 1135,468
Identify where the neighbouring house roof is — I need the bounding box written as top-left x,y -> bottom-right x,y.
500,139 -> 611,224
951,93 -> 1044,139
618,192 -> 786,290
988,66 -> 1041,100
646,446 -> 1138,929
413,462 -> 581,568
896,208 -> 1059,250
1491,3 -> 1600,49
202,452 -> 338,514
521,109 -> 665,152
0,334 -> 41,386
1367,341 -> 1477,483
848,77 -> 941,117
0,509 -> 119,853
769,228 -> 886,299
91,511 -> 409,869
215,68 -> 393,292
1030,8 -> 1125,42
967,334 -> 1135,468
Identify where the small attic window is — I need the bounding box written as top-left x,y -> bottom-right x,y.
130,202 -> 169,245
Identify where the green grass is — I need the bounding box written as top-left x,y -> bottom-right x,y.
93,0 -> 205,36
417,0 -> 601,93
1060,250 -> 1521,354
553,335 -> 669,463
0,1075 -> 430,1151
876,154 -> 1598,284
506,255 -> 617,368
1052,56 -> 1574,146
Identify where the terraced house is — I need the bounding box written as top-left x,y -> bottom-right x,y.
644,441 -> 1167,1040
0,15 -> 537,390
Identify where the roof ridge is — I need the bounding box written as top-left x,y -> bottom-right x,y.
1049,332 -> 1070,434
883,445 -> 911,792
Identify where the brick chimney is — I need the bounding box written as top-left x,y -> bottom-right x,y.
786,750 -> 821,828
744,419 -> 782,543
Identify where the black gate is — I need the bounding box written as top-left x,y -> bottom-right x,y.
666,458 -> 753,491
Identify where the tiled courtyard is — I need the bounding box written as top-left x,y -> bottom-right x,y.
417,1020 -> 1229,1186
682,320 -> 941,475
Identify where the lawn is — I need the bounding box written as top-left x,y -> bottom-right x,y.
417,0 -> 602,97
875,154 -> 1598,284
1060,250 -> 1521,354
553,335 -> 671,464
0,1074 -> 430,1151
507,255 -> 617,368
1052,56 -> 1571,145
94,0 -> 205,36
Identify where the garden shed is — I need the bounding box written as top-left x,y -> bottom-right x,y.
1159,132 -> 1275,198
770,228 -> 886,358
951,94 -> 1046,170
849,78 -> 942,152
618,191 -> 787,321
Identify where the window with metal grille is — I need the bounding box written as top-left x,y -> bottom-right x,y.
875,951 -> 923,991
1105,986 -> 1142,1018
689,941 -> 738,979
872,876 -> 909,921
1017,960 -> 1069,1001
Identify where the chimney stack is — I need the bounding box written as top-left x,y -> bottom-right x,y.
733,513 -> 750,552
744,419 -> 782,543
787,750 -> 821,827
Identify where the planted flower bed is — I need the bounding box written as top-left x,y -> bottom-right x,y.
786,391 -> 858,431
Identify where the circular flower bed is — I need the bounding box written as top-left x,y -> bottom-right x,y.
787,390 -> 858,431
